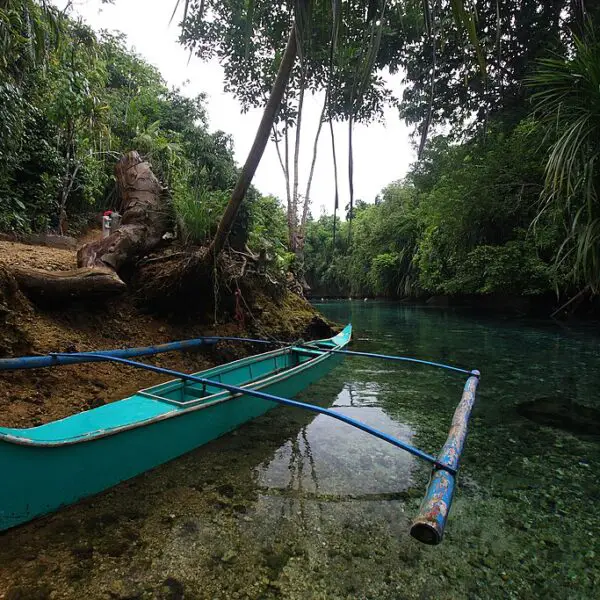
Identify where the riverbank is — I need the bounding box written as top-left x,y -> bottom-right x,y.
0,238 -> 333,429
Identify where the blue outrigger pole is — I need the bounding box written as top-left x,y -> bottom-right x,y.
0,336 -> 277,370
1,336 -> 480,545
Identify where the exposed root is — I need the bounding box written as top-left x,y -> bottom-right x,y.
132,244 -> 288,319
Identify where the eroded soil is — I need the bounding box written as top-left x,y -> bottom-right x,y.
0,238 -> 328,428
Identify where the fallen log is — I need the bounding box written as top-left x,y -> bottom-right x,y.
77,151 -> 168,271
12,266 -> 126,302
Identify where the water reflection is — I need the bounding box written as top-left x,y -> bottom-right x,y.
334,380 -> 382,406
257,401 -> 416,498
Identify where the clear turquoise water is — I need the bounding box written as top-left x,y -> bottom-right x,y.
1,301 -> 599,599
306,300 -> 600,599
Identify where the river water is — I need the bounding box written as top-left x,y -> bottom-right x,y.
1,301 -> 599,599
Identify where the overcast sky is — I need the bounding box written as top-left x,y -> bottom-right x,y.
68,0 -> 415,216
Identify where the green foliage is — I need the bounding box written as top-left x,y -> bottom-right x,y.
0,1 -> 60,77
441,239 -> 552,296
368,253 -> 402,296
529,29 -> 600,291
174,186 -> 291,275
247,194 -> 294,273
248,195 -> 287,251
411,123 -> 562,295
1,1 -> 597,304
306,181 -> 421,297
0,7 -> 247,243
179,1 -> 399,126
304,214 -> 348,295
303,10 -> 600,301
306,121 -> 566,298
394,0 -> 576,138
174,187 -> 229,245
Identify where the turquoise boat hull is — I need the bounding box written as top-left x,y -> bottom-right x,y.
0,325 -> 351,531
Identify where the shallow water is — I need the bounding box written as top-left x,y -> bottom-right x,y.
1,302 -> 599,599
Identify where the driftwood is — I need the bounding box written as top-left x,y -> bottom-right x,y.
12,152 -> 168,304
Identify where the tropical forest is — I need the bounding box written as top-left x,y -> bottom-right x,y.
0,1 -> 598,599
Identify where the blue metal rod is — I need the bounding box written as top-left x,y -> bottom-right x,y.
410,370 -> 481,545
303,345 -> 474,376
0,334 -> 472,379
52,352 -> 454,474
0,337 -> 277,371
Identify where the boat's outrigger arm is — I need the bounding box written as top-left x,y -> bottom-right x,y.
0,336 -> 278,371
301,343 -> 475,376
52,351 -> 480,546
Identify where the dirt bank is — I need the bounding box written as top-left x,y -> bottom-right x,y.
0,239 -> 333,428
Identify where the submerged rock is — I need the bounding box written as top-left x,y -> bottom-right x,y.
159,578 -> 185,600
517,396 -> 600,436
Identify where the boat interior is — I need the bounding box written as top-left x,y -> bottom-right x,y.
139,344 -> 333,406
0,326 -> 350,443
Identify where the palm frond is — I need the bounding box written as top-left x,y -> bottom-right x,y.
529,28 -> 600,290
449,0 -> 486,76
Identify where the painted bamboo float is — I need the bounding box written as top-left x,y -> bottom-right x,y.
410,370 -> 481,544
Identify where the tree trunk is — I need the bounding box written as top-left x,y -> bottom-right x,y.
77,151 -> 167,271
347,111 -> 354,240
418,1 -> 436,159
302,91 -> 328,242
12,151 -> 167,304
272,125 -> 292,226
329,116 -> 340,251
208,24 -> 298,260
290,59 -> 306,253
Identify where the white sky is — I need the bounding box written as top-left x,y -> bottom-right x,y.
67,0 -> 415,215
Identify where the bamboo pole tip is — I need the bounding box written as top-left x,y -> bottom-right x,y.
409,522 -> 442,545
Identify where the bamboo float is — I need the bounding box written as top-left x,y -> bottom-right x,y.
0,337 -> 279,371
410,370 -> 481,545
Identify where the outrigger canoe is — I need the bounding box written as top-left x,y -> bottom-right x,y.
0,326 -> 351,532
0,324 -> 480,544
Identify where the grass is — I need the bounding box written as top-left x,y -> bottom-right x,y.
174,186 -> 229,245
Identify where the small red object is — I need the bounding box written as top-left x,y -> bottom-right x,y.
103,210 -> 113,216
